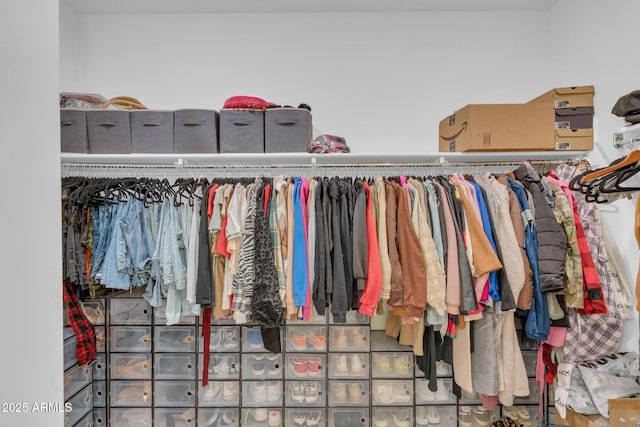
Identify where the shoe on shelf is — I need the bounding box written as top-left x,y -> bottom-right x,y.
268,410 -> 282,427
502,406 -> 519,423
222,382 -> 238,401
415,407 -> 430,426
252,360 -> 266,376
472,407 -> 490,427
292,412 -> 306,426
306,411 -> 322,427
332,383 -> 348,403
202,382 -> 222,402
219,410 -> 236,426
266,381 -> 282,402
202,409 -> 219,426
391,383 -> 412,404
304,382 -> 321,403
291,330 -> 308,351
350,354 -> 366,376
172,408 -> 195,423
427,409 -> 440,424
291,357 -> 309,376
334,354 -> 349,376
393,414 -> 412,427
307,357 -> 323,377
435,360 -> 451,376
222,328 -> 238,350
268,358 -> 282,376
290,383 -> 306,403
459,407 -> 473,427
247,329 -> 263,350
349,383 -> 365,404
375,356 -> 393,375
435,379 -> 451,401
248,408 -> 268,423
333,329 -> 349,349
517,406 -> 532,427
351,328 -> 368,348
416,383 -> 436,403
209,329 -> 222,351
373,383 -> 394,405
249,382 -> 267,403
115,358 -> 150,376
393,356 -> 410,376
309,331 -> 326,351
372,412 -> 389,427
82,305 -> 104,324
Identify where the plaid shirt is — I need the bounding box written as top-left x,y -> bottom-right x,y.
553,165 -> 622,363
63,280 -> 96,366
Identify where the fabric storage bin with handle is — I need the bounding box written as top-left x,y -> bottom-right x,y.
174,109 -> 219,153
60,109 -> 88,153
86,110 -> 131,154
130,110 -> 174,153
219,109 -> 264,153
264,107 -> 312,153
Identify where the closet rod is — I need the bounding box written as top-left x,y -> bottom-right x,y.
60,151 -> 589,167
61,159 -> 580,179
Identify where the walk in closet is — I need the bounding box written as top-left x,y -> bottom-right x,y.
60,151 -> 604,427
3,2 -> 640,427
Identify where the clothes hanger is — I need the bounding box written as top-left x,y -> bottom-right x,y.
579,150 -> 640,183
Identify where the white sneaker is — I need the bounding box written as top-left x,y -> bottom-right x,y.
289,383 -> 306,403
252,408 -> 268,422
268,410 -> 282,427
415,407 -> 429,426
334,355 -> 349,376
202,382 -> 222,401
391,383 -> 412,404
266,382 -> 282,402
416,383 -> 436,403
222,382 -> 238,401
372,413 -> 389,427
350,354 -> 366,376
250,382 -> 267,403
435,379 -> 450,401
373,383 -> 394,404
393,414 -> 412,427
428,409 -> 440,424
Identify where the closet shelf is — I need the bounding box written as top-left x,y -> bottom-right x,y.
60,151 -> 589,168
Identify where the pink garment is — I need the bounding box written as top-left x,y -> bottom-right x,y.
433,180 -> 461,314
300,178 -> 311,320
358,182 -> 383,317
536,327 -> 567,418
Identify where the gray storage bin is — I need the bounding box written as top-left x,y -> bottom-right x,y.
219,109 -> 264,153
265,108 -> 312,153
86,110 -> 131,154
130,110 -> 174,153
60,109 -> 88,153
174,109 -> 219,153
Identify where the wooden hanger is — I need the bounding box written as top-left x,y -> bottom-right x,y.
579,150 -> 640,183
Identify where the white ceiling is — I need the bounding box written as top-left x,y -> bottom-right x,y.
63,0 -> 559,15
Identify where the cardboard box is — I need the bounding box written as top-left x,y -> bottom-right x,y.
529,85 -> 595,109
438,103 -> 555,152
609,398 -> 640,427
554,128 -> 594,151
565,409 -> 611,427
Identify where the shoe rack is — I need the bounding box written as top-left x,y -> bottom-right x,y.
78,292 -> 545,427
63,322 -> 95,427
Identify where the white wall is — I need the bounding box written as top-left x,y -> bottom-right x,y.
60,1 -> 81,90
0,1 -> 62,426
550,0 -> 640,353
67,10 -> 552,153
